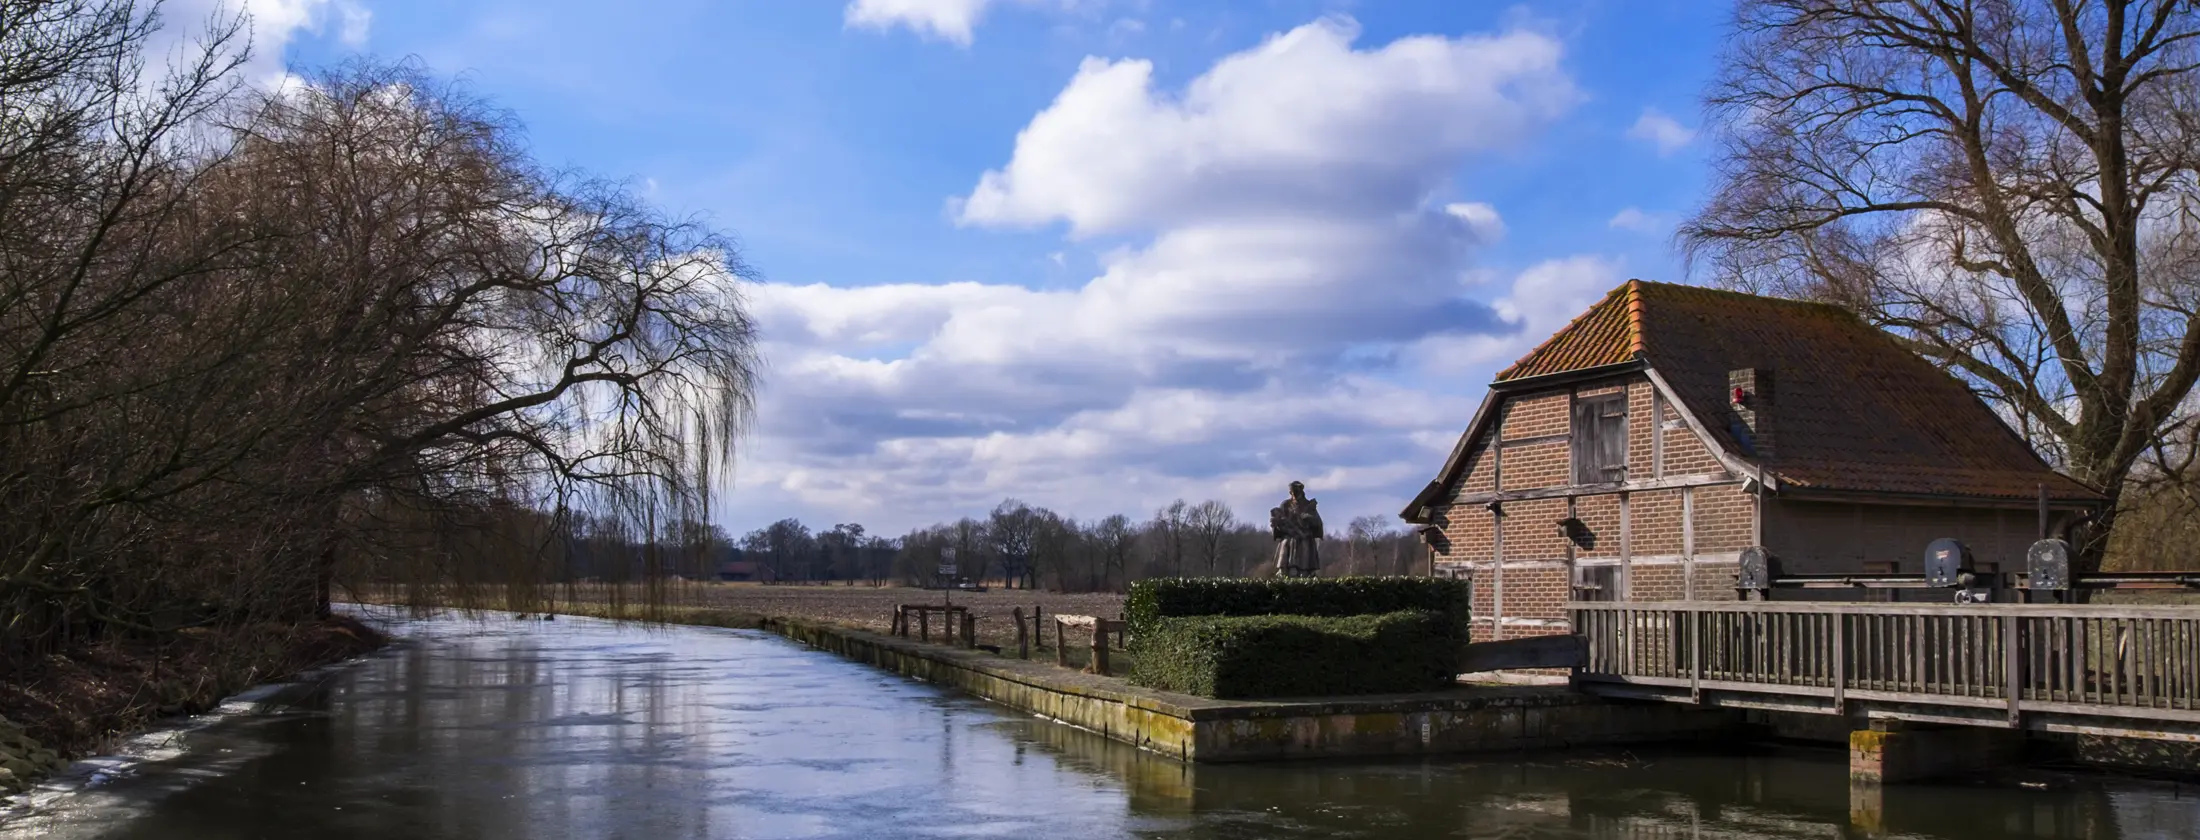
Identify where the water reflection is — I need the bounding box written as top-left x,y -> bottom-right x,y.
1,611 -> 2193,840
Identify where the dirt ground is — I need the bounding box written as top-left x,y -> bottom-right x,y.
664,583 -> 1123,651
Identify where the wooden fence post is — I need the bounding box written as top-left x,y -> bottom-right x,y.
1088,622 -> 1109,674
919,609 -> 930,643
963,612 -> 977,649
1014,607 -> 1028,659
1055,618 -> 1068,667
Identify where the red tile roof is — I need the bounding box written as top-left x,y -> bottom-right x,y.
1490,279 -> 2100,503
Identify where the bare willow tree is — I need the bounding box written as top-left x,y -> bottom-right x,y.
0,0 -> 760,657
1683,0 -> 2200,567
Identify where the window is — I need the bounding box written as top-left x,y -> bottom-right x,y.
1572,564 -> 1621,602
1571,393 -> 1628,484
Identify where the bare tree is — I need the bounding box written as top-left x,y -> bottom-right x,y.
1144,499 -> 1190,579
987,499 -> 1038,588
1087,514 -> 1135,591
1683,0 -> 2200,569
1184,500 -> 1237,577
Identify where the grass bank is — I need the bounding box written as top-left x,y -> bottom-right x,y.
0,616 -> 388,795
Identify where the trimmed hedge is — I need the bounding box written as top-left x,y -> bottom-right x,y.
1124,576 -> 1472,645
1126,610 -> 1456,698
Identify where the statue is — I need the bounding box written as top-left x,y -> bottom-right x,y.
1269,480 -> 1324,578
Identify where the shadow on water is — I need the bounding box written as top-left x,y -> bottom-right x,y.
2,610 -> 2195,840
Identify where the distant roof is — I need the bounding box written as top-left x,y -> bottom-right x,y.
1487,279 -> 2100,503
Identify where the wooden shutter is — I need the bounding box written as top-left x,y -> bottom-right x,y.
1571,394 -> 1628,485
1596,396 -> 1627,482
1570,399 -> 1599,484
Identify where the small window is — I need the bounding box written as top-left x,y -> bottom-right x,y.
1572,564 -> 1621,602
1571,393 -> 1628,484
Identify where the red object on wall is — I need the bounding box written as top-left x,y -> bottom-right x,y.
1732,386 -> 1746,405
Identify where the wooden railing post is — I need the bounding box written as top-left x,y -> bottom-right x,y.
964,612 -> 977,649
919,608 -> 930,642
1055,618 -> 1068,667
1013,607 -> 1028,659
1830,611 -> 1845,715
2005,612 -> 2023,726
1088,621 -> 1109,674
1682,607 -> 1698,703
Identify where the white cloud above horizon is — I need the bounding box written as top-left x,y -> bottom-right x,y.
844,0 -> 1001,45
1626,107 -> 1695,156
725,16 -> 1604,534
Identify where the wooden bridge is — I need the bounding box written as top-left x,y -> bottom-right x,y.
1567,601 -> 2200,743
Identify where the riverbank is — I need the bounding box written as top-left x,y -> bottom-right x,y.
0,616 -> 387,794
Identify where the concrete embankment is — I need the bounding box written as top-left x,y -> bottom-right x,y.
762,617 -> 1739,762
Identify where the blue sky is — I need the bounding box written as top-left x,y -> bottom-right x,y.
222,0 -> 1729,536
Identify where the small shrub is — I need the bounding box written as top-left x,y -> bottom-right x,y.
1124,576 -> 1471,645
1127,610 -> 1455,698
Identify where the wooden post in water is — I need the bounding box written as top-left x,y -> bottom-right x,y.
1013,607 -> 1028,658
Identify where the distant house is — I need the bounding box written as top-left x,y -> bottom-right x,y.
1400,280 -> 2103,643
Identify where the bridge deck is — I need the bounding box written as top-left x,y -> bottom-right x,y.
1567,601 -> 2200,742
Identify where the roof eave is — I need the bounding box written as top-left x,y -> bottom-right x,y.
1770,483 -> 2109,509
1490,358 -> 1646,393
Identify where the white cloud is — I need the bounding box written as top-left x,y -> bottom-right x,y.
958,17 -> 1575,235
1607,206 -> 1670,233
844,0 -> 998,46
1399,255 -> 1623,377
1626,107 -> 1695,156
154,0 -> 373,87
723,17 -> 1583,534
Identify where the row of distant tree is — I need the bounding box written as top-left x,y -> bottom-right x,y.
720,499 -> 1427,592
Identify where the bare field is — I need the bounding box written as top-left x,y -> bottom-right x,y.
660,583 -> 1127,653
355,581 -> 1132,671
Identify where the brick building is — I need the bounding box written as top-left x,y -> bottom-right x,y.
1399,280 -> 2102,643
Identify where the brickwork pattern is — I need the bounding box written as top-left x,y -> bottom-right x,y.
1631,490 -> 1685,556
1574,494 -> 1623,560
1631,564 -> 1688,602
1500,391 -> 1569,441
1500,440 -> 1569,490
1501,567 -> 1570,620
1691,563 -> 1741,601
1459,444 -> 1494,493
1692,484 -> 1756,553
1628,380 -> 1657,478
1502,498 -> 1572,562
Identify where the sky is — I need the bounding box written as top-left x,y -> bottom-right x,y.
199,0 -> 1729,537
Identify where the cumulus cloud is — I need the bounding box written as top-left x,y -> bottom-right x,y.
1626,107 -> 1695,156
845,0 -> 999,45
729,16 -> 1582,534
154,0 -> 373,87
1399,255 -> 1623,378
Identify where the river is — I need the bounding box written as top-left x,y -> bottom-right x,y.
1,610 -> 2195,839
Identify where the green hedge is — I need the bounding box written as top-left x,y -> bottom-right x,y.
1126,610 -> 1456,698
1124,576 -> 1472,644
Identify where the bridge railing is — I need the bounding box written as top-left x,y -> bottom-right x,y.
1568,601 -> 2200,725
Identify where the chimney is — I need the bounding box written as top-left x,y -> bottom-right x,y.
1727,367 -> 1775,459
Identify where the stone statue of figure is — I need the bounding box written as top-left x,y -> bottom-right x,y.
1269,481 -> 1323,578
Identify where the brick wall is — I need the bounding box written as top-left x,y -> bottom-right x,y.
1501,390 -> 1570,441
1692,484 -> 1757,553
1631,564 -> 1688,601
1692,563 -> 1741,600
1503,497 -> 1572,563
1500,567 -> 1570,621
1574,494 -> 1623,560
1632,489 -> 1685,556
1627,380 -> 1657,477
1663,402 -> 1724,475
1459,443 -> 1494,493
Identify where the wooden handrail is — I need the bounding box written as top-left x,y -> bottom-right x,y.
1568,600 -> 2200,723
